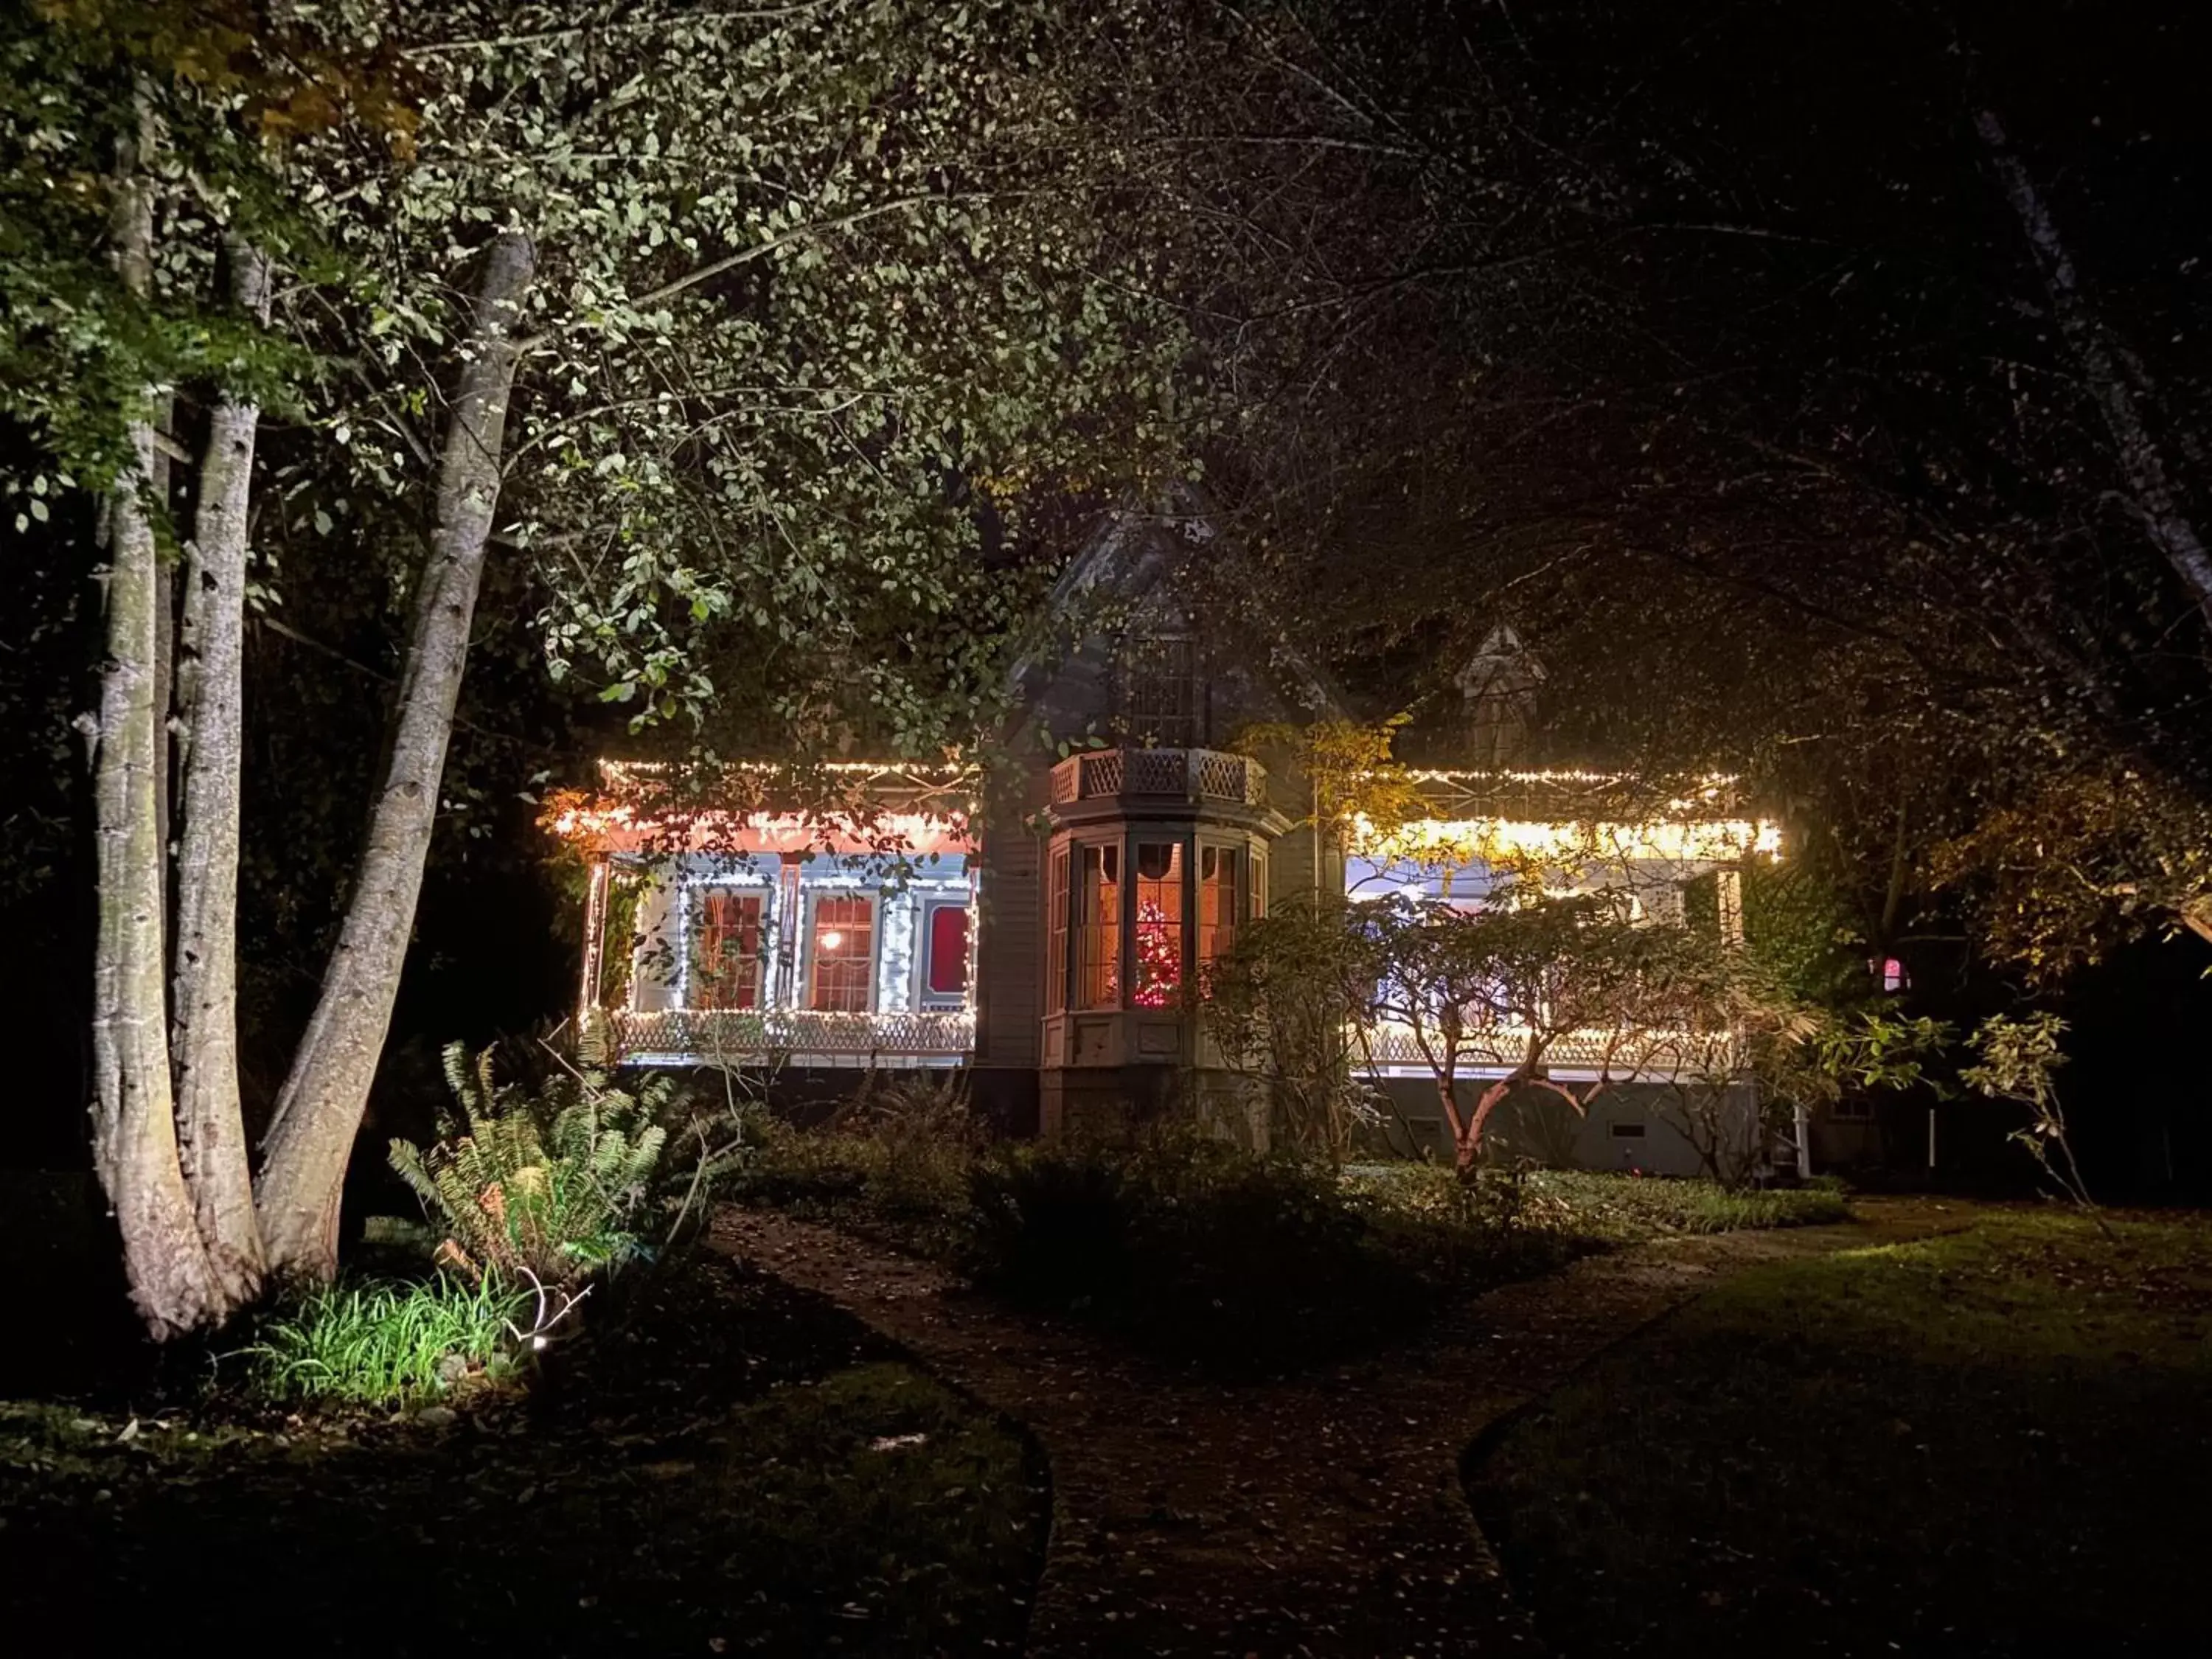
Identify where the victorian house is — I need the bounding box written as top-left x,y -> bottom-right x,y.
554,501 -> 1781,1171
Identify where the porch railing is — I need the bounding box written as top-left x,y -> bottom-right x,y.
608,1006 -> 975,1065
1357,1021 -> 1737,1077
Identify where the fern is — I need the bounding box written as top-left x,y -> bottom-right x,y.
388,1043 -> 679,1289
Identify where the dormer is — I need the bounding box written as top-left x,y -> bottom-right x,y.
1453,622 -> 1547,768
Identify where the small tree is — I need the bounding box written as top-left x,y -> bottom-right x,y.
1203,895 -> 1390,1161
1363,887 -> 1708,1177
1962,1012 -> 2107,1231
1643,973 -> 1954,1186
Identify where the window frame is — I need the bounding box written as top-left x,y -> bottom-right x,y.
1114,632 -> 1205,748
919,897 -> 972,1009
1047,844 -> 1071,1014
1197,841 -> 1241,980
1073,838 -> 1124,1010
1130,838 -> 1189,1008
802,889 -> 880,1015
678,877 -> 778,1011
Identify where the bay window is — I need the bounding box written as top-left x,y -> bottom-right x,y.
1132,841 -> 1185,1006
1076,842 -> 1121,1009
1197,845 -> 1239,974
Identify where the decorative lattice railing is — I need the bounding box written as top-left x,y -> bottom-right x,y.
1357,1022 -> 1736,1076
1049,746 -> 1269,807
608,1007 -> 975,1062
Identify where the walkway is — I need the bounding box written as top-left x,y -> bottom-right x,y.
710,1199 -> 1961,1658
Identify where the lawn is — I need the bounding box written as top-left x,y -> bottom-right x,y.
1470,1205 -> 2212,1657
0,1252 -> 1046,1658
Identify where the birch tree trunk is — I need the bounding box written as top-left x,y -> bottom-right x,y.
168,234 -> 273,1305
1976,108 -> 2212,636
91,122 -> 222,1338
256,228 -> 536,1278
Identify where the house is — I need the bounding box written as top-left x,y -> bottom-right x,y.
552,501 -> 1784,1175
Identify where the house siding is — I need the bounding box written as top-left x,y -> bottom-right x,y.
976,823 -> 1043,1067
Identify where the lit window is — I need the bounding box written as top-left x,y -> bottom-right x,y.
1048,846 -> 1071,1013
925,902 -> 970,1000
692,890 -> 764,1010
1198,845 -> 1239,977
1076,843 -> 1121,1009
1118,634 -> 1200,746
1879,956 -> 1907,993
807,896 -> 874,1012
1133,841 -> 1184,1007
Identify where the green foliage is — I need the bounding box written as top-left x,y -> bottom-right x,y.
1239,715 -> 1425,852
386,1045 -> 674,1288
243,1274 -> 529,1405
1343,1163 -> 1848,1242
271,0 -> 1207,751
1961,1010 -> 2067,1107
1203,894 -> 1391,1158
0,3 -> 336,493
4,1258 -> 1044,1653
742,1102 -> 1849,1370
964,1131 -> 1413,1367
1964,1012 -> 2102,1222
726,1072 -> 984,1247
1933,766 -> 2212,981
1736,858 -> 1870,1009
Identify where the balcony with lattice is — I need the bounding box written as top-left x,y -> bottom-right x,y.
1048,745 -> 1270,810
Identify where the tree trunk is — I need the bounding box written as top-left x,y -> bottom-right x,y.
1976,108 -> 2212,636
91,122 -> 222,1337
1460,1076 -> 1514,1173
169,234 -> 273,1305
255,229 -> 537,1279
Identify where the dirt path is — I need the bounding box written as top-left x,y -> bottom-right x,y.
710,1198 -> 1964,1658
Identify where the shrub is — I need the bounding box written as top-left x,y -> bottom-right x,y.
964,1130 -> 1421,1367
726,1072 -> 984,1249
1520,1169 -> 1850,1237
246,1275 -> 530,1405
388,1046 -> 675,1288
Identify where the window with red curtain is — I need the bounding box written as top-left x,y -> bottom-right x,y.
807,895 -> 875,1012
925,903 -> 970,999
692,890 -> 764,1009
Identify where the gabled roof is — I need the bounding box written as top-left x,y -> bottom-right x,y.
1008,487 -> 1351,724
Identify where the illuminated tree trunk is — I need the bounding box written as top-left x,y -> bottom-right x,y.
90,116 -> 223,1337
257,229 -> 536,1279
169,234 -> 273,1306
1977,108 -> 2212,636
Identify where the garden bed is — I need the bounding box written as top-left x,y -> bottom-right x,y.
726,1116 -> 1851,1374
0,1253 -> 1046,1657
1468,1206 -> 2212,1657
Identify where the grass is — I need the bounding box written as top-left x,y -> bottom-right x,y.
243,1274 -> 531,1404
1470,1206 -> 2212,1658
1,1254 -> 1046,1655
1517,1168 -> 1850,1235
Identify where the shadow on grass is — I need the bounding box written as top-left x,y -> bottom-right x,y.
2,1252 -> 1047,1657
1466,1207 -> 2212,1658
